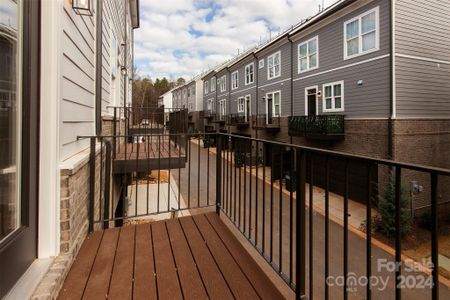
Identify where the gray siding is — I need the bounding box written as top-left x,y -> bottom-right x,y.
293,57 -> 390,117
229,56 -> 257,114
291,0 -> 390,118
203,74 -> 217,111
395,0 -> 450,117
395,56 -> 450,117
395,0 -> 450,62
257,41 -> 292,116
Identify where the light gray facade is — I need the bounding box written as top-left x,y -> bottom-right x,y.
228,54 -> 258,116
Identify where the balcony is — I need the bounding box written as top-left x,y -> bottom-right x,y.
227,114 -> 250,128
252,114 -> 280,131
203,110 -> 215,119
288,115 -> 345,140
63,127 -> 449,300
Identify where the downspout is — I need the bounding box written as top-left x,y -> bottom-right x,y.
253,53 -> 258,139
226,67 -> 231,134
123,2 -> 128,120
95,0 -> 103,135
388,0 -> 395,159
288,35 -> 294,144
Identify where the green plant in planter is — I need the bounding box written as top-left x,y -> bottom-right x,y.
375,173 -> 412,238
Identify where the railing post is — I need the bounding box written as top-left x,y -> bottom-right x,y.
295,149 -> 307,299
216,133 -> 222,215
103,141 -> 111,229
89,137 -> 96,233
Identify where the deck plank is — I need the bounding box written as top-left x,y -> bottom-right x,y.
83,227 -> 120,300
179,216 -> 234,300
151,221 -> 183,299
108,226 -> 135,300
205,212 -> 285,300
57,231 -> 103,300
133,223 -> 157,300
193,214 -> 260,299
166,219 -> 209,300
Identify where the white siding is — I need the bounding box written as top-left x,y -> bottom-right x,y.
60,0 -> 134,161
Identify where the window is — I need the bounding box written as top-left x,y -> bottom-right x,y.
219,99 -> 226,117
187,88 -> 190,97
259,59 -> 264,69
231,71 -> 239,90
323,81 -> 344,112
192,87 -> 195,96
207,98 -> 214,111
211,77 -> 216,92
204,81 -> 209,94
266,91 -> 281,118
267,51 -> 281,80
237,97 -> 245,113
344,7 -> 379,59
298,36 -> 318,73
219,75 -> 226,92
245,63 -> 254,85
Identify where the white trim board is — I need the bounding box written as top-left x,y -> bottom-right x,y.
395,53 -> 450,65
293,54 -> 390,81
230,85 -> 256,96
258,77 -> 291,89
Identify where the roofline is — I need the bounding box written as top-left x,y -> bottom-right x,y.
289,0 -> 356,36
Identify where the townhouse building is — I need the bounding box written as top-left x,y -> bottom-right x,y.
0,1 -> 139,298
203,0 -> 450,211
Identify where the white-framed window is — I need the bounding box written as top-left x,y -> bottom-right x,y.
344,6 -> 379,59
245,63 -> 254,85
267,51 -> 281,80
298,36 -> 319,73
323,81 -> 344,112
259,59 -> 264,69
237,97 -> 245,113
266,91 -> 281,120
231,71 -> 239,90
219,99 -> 226,117
211,77 -> 216,92
219,75 -> 226,92
244,95 -> 251,120
207,98 -> 214,111
204,81 -> 209,94
188,103 -> 193,111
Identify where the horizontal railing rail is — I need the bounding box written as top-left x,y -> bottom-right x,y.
82,131 -> 449,300
227,114 -> 251,126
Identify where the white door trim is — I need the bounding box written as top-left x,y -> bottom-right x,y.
304,85 -> 319,116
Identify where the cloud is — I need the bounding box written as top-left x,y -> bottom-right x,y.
134,0 -> 338,80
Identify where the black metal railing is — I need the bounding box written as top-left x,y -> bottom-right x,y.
288,115 -> 345,139
252,114 -> 281,129
227,114 -> 250,127
83,131 -> 449,300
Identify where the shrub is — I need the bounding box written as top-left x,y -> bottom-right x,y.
375,173 -> 412,238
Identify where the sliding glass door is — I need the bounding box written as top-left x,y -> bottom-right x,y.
0,0 -> 39,297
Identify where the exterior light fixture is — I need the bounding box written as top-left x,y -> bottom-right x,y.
121,67 -> 128,76
72,0 -> 93,16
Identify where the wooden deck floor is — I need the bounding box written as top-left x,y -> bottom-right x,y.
57,213 -> 284,300
114,139 -> 186,173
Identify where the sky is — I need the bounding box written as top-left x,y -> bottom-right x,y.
134,0 -> 339,81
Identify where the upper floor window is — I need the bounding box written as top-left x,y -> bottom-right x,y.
323,81 -> 344,112
267,51 -> 281,80
219,75 -> 226,92
237,97 -> 245,112
231,71 -> 239,90
207,98 -> 214,111
344,6 -> 379,59
211,77 -> 216,92
298,36 -> 318,73
187,88 -> 190,97
204,81 -> 209,94
245,63 -> 254,85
